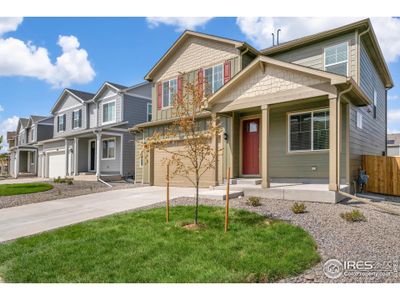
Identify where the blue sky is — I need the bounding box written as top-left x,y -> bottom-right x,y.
1,17 -> 400,151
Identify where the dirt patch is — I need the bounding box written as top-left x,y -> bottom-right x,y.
182,223 -> 207,230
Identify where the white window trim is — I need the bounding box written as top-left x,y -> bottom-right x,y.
101,137 -> 116,160
147,102 -> 152,122
72,109 -> 82,130
162,78 -> 177,109
57,114 -> 65,133
204,63 -> 224,94
101,100 -> 117,125
357,111 -> 363,129
323,42 -> 349,76
287,108 -> 330,153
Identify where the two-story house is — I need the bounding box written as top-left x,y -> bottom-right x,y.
387,133 -> 400,156
131,18 -> 393,203
8,115 -> 54,178
36,81 -> 151,180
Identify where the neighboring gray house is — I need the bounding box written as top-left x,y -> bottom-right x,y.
387,133 -> 400,156
36,81 -> 151,180
8,115 -> 54,178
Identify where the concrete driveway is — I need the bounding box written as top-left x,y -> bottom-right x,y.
0,186 -> 202,243
0,177 -> 50,185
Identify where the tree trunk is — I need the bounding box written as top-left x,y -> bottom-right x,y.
195,180 -> 199,224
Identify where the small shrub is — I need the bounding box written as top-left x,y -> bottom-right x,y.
340,209 -> 366,222
291,202 -> 307,214
67,180 -> 73,185
246,196 -> 261,207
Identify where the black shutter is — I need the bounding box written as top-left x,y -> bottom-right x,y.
79,110 -> 82,127
57,116 -> 60,132
63,115 -> 66,131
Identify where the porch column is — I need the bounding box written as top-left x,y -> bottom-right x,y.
74,137 -> 79,176
345,103 -> 350,185
329,97 -> 339,191
64,139 -> 68,177
96,132 -> 102,178
261,104 -> 270,188
15,149 -> 19,178
211,113 -> 219,186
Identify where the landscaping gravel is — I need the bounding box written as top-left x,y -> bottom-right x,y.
0,181 -> 143,209
162,196 -> 400,283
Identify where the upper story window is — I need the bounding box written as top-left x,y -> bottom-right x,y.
288,109 -> 329,152
57,114 -> 66,132
162,79 -> 177,108
324,42 -> 348,76
31,128 -> 35,141
102,100 -> 116,124
147,103 -> 152,122
72,109 -> 82,129
373,89 -> 377,119
204,64 -> 224,96
388,140 -> 395,145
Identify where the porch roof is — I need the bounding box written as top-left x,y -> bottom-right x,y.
206,56 -> 371,111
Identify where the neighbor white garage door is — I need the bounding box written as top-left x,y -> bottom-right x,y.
48,151 -> 66,178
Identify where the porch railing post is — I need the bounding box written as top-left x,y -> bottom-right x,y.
261,104 -> 270,188
74,137 -> 79,176
96,132 -> 102,178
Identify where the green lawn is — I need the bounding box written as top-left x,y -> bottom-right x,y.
0,206 -> 320,283
0,183 -> 53,196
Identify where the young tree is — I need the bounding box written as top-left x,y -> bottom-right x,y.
0,135 -> 3,152
143,74 -> 222,225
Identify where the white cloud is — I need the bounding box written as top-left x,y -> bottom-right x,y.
0,116 -> 18,153
388,95 -> 399,101
0,19 -> 95,88
0,17 -> 23,36
146,17 -> 213,31
236,17 -> 400,63
0,104 -> 4,112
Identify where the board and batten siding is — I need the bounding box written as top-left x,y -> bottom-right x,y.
88,102 -> 98,128
270,32 -> 358,80
348,40 -> 387,181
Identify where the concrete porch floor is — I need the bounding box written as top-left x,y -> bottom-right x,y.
217,182 -> 349,203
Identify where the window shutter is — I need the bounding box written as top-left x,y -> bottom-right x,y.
177,76 -> 183,102
57,116 -> 60,132
63,115 -> 66,131
197,68 -> 203,97
224,60 -> 231,84
157,83 -> 162,109
79,110 -> 82,127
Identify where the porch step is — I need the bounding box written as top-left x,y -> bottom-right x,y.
73,174 -> 97,182
235,178 -> 262,185
199,189 -> 244,201
100,174 -> 123,182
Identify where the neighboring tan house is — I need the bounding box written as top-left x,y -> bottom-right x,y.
131,18 -> 393,202
8,116 -> 54,178
387,133 -> 400,156
36,82 -> 151,180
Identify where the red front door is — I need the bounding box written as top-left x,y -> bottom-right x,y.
242,118 -> 260,175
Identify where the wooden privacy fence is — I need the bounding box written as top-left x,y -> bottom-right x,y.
363,155 -> 400,196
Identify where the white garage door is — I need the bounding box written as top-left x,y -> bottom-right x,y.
48,151 -> 66,178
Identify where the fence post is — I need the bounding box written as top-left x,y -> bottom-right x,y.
166,162 -> 170,223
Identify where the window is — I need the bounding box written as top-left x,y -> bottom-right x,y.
57,114 -> 65,132
31,128 -> 34,141
387,140 -> 395,145
373,89 -> 377,119
324,42 -> 348,76
162,79 -> 177,108
204,64 -> 224,96
147,103 -> 152,122
102,101 -> 116,124
139,153 -> 144,167
357,111 -> 363,129
289,109 -> 329,152
102,139 -> 116,159
73,109 -> 82,129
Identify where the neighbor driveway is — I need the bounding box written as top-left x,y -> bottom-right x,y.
0,186 -> 202,242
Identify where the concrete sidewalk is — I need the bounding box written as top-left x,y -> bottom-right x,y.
0,186 -> 200,243
0,177 -> 50,185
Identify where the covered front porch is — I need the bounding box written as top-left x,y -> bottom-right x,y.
11,147 -> 37,178
217,96 -> 351,202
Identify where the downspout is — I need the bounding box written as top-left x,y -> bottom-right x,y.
336,84 -> 353,191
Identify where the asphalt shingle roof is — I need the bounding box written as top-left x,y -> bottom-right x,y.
66,89 -> 95,102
